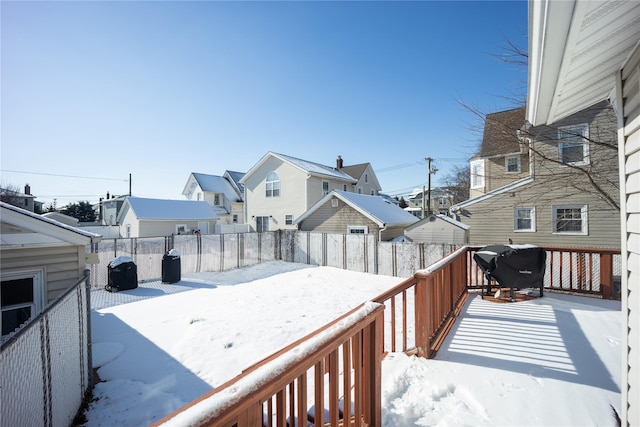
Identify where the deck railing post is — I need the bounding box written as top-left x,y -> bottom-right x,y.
362,311 -> 383,426
600,253 -> 613,299
414,273 -> 429,358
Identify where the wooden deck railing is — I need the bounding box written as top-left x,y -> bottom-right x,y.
152,245 -> 619,426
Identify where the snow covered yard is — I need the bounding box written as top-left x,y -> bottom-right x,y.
83,261 -> 622,426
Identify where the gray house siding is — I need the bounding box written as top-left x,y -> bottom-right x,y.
137,220 -> 212,237
485,152 -> 530,192
0,245 -> 86,303
298,200 -> 379,236
458,183 -> 620,248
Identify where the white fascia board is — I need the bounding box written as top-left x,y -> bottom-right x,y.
451,177 -> 534,210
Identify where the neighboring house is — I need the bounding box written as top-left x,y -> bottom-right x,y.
336,156 -> 382,196
452,101 -> 620,248
294,190 -> 419,241
182,171 -> 245,228
99,193 -> 128,226
117,197 -> 218,238
240,152 -> 382,232
404,214 -> 469,245
406,188 -> 454,218
0,202 -> 101,338
526,2 -> 639,424
469,107 -> 529,198
0,184 -> 41,213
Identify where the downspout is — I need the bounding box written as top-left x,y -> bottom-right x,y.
378,223 -> 386,242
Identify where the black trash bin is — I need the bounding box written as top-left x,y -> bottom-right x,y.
162,249 -> 181,284
106,256 -> 138,292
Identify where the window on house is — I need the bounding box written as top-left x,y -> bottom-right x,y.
285,215 -> 293,225
514,207 -> 535,232
322,181 -> 329,195
365,173 -> 369,183
470,159 -> 484,189
1,270 -> 44,337
125,224 -> 131,238
343,184 -> 347,191
347,226 -> 368,234
506,156 -> 521,173
439,198 -> 447,206
357,187 -> 362,194
371,190 -> 375,195
266,172 -> 280,197
331,199 -> 339,208
232,214 -> 238,223
558,124 -> 590,166
553,205 -> 588,234
214,194 -> 222,206
176,224 -> 188,234
256,216 -> 269,232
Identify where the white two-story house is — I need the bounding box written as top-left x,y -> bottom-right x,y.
240,152 -> 381,232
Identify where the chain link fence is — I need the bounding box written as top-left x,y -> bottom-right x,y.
1,271 -> 91,427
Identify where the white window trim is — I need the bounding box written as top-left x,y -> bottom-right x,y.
175,224 -> 188,234
552,205 -> 588,235
1,269 -> 45,337
322,180 -> 329,196
470,159 -> 484,189
331,199 -> 339,208
513,207 -> 536,232
347,226 -> 368,234
266,172 -> 280,198
558,124 -> 590,167
285,214 -> 293,225
505,155 -> 521,173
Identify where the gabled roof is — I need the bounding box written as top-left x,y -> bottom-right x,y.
406,214 -> 470,231
1,202 -> 101,248
240,152 -> 357,184
474,106 -> 526,159
340,163 -> 368,180
119,197 -> 218,221
224,170 -> 246,197
295,190 -> 419,228
184,173 -> 242,202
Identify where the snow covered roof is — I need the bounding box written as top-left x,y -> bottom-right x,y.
122,197 -> 218,221
405,214 -> 470,231
1,202 -> 101,248
241,152 -> 357,184
190,173 -> 242,202
295,190 -> 419,227
223,170 -> 245,196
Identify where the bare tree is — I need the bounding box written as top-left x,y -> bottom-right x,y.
441,165 -> 470,204
0,184 -> 25,207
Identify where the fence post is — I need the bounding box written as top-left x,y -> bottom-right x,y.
600,253 -> 613,299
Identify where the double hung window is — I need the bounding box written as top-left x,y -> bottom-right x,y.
1,270 -> 44,337
558,124 -> 589,166
514,207 -> 535,232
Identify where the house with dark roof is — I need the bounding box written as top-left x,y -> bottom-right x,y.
182,171 -> 245,229
452,101 -> 620,248
239,152 -> 382,232
294,190 -> 418,241
117,197 -> 218,238
469,106 -> 529,199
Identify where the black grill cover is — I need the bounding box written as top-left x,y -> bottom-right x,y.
106,260 -> 138,292
474,245 -> 546,291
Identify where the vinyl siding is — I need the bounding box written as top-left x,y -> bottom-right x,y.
0,245 -> 85,303
405,219 -> 467,244
243,156 -> 309,230
138,220 -> 210,238
485,153 -> 530,192
297,199 -> 379,237
620,45 -> 640,427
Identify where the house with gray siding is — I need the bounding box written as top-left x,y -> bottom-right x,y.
0,202 -> 101,338
117,197 -> 218,238
294,190 -> 418,241
452,101 -> 620,248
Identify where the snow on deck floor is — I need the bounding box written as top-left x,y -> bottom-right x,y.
83,261 -> 622,427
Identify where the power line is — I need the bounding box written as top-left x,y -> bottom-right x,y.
0,169 -> 128,182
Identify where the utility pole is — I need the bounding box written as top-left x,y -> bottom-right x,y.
426,157 -> 438,217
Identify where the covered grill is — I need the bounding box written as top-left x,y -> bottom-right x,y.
474,244 -> 547,301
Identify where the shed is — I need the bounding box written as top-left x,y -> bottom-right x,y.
0,202 -> 101,338
404,214 -> 469,245
117,197 -> 218,238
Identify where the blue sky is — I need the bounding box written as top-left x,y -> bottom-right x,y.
1,1 -> 527,207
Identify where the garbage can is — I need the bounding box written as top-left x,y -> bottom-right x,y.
162,249 -> 181,284
106,256 -> 138,292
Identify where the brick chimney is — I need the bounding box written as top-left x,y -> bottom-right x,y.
336,155 -> 343,169
24,184 -> 31,195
